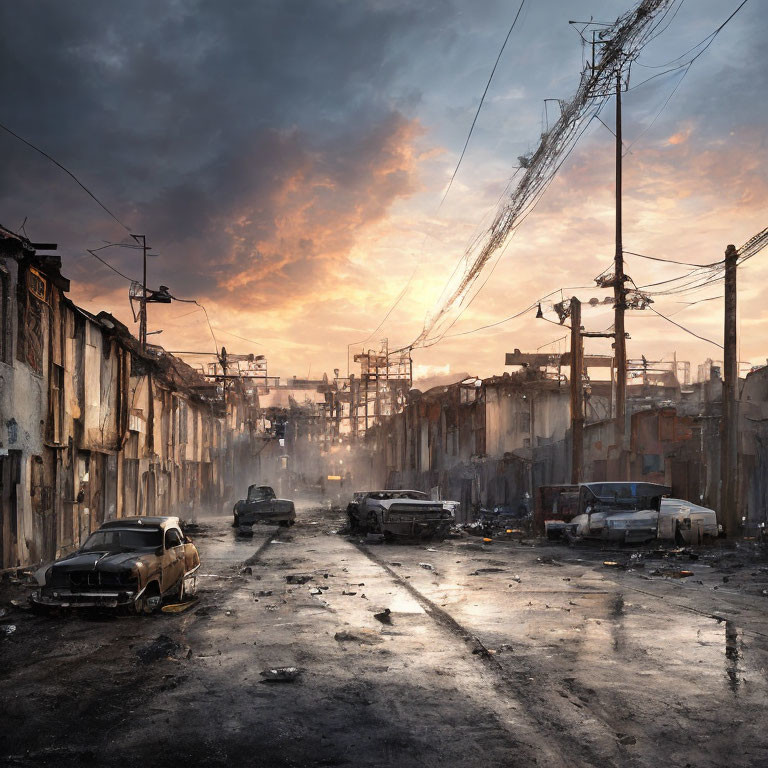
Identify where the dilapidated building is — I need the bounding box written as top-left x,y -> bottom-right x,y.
0,226 -> 253,570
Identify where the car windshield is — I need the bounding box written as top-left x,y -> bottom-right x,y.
80,528 -> 163,553
248,486 -> 276,502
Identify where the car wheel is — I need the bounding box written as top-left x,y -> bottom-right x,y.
233,513 -> 240,527
347,511 -> 359,532
136,583 -> 162,614
367,512 -> 381,534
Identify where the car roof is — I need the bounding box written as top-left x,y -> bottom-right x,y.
100,516 -> 180,529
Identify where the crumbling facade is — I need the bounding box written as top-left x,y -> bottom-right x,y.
0,227 -> 253,570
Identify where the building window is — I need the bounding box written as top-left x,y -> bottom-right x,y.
0,268 -> 9,363
642,454 -> 663,475
519,411 -> 531,433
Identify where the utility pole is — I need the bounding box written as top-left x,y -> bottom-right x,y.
131,234 -> 149,352
613,68 -> 627,474
721,244 -> 739,536
569,297 -> 584,484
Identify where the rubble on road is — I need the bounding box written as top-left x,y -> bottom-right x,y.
260,666 -> 303,683
286,574 -> 313,584
334,629 -> 383,645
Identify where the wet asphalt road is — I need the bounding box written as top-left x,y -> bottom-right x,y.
1,503 -> 768,767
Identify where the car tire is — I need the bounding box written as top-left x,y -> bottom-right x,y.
136,583 -> 162,615
233,513 -> 240,528
367,512 -> 381,534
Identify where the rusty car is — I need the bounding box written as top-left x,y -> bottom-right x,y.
346,490 -> 456,540
233,484 -> 296,528
33,516 -> 200,612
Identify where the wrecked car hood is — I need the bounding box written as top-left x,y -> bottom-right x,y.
50,550 -> 149,573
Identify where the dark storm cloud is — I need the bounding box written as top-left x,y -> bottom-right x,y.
0,0 -> 442,302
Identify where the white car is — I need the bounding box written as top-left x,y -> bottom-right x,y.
565,483 -> 719,544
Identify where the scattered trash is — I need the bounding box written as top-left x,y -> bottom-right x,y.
0,608 -> 8,619
425,547 -> 437,552
161,598 -> 199,614
482,538 -> 493,544
1,624 -> 17,636
389,562 -> 402,567
509,575 -> 521,584
334,629 -> 383,645
310,588 -> 324,596
617,733 -> 637,746
418,563 -> 435,571
342,589 -> 357,596
650,568 -> 695,579
373,608 -> 392,625
470,567 -> 504,575
257,590 -> 273,597
260,666 -> 302,683
286,574 -> 313,584
241,566 -> 253,575
603,561 -> 623,568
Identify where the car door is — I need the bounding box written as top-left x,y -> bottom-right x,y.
162,526 -> 186,595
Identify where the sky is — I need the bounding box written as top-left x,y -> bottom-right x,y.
0,0 -> 765,383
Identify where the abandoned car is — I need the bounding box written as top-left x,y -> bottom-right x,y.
347,490 -> 456,539
33,516 -> 200,612
562,482 -> 719,544
233,485 -> 296,528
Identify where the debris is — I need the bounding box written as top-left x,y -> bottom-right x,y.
373,609 -> 392,625
482,538 -> 493,543
418,563 -> 435,571
389,562 -> 402,567
260,666 -> 302,683
0,608 -> 7,619
286,574 -> 313,584
310,588 -> 323,596
334,629 -> 383,645
342,589 -> 357,596
470,567 -> 504,575
241,566 -> 253,575
1,624 -> 17,636
617,733 -> 637,746
509,575 -> 522,584
650,569 -> 695,579
257,590 -> 273,597
425,547 -> 437,552
136,635 -> 190,663
603,561 -> 623,568
161,598 -> 200,614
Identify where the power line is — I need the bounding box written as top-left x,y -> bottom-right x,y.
647,305 -> 723,348
85,247 -> 138,283
438,0 -> 526,208
212,327 -> 262,347
169,295 -> 219,355
0,121 -> 132,233
623,249 -> 718,268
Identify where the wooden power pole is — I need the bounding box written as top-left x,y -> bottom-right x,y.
570,297 -> 584,484
721,244 -> 739,536
613,68 -> 627,474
